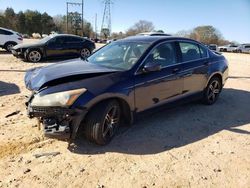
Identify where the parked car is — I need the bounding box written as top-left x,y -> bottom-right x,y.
234,44 -> 250,53
137,32 -> 171,36
25,36 -> 229,145
208,44 -> 219,52
0,27 -> 23,52
218,44 -> 238,52
11,34 -> 96,62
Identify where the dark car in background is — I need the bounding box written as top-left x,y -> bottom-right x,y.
25,36 -> 228,145
11,34 -> 95,62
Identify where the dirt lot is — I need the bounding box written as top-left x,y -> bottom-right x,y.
0,39 -> 249,188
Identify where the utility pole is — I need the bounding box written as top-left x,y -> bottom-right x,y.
101,0 -> 112,39
95,13 -> 98,40
82,0 -> 84,36
66,1 -> 84,36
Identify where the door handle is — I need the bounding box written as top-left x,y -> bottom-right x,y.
172,68 -> 180,73
204,61 -> 209,65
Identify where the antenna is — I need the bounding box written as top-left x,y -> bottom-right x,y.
101,0 -> 112,39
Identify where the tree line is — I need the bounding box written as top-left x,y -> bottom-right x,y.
0,8 -> 232,45
0,8 -> 94,37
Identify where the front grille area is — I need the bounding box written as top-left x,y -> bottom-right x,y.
28,106 -> 75,118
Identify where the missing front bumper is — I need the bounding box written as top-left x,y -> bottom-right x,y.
27,106 -> 87,140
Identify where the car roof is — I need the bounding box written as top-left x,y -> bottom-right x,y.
137,32 -> 171,36
119,36 -> 201,45
52,34 -> 83,38
0,27 -> 14,32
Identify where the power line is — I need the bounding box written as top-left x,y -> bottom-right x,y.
66,0 -> 84,36
101,0 -> 112,39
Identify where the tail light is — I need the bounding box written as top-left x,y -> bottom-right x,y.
18,38 -> 23,41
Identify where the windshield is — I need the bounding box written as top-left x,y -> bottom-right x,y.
87,41 -> 150,70
38,35 -> 54,43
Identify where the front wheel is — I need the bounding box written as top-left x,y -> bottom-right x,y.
203,77 -> 222,105
27,50 -> 42,63
84,100 -> 121,145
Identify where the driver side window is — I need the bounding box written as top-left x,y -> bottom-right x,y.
48,37 -> 65,47
145,42 -> 177,67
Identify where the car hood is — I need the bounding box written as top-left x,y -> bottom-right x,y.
13,42 -> 43,50
25,59 -> 119,91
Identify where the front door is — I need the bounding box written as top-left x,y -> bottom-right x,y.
45,36 -> 69,58
134,42 -> 183,112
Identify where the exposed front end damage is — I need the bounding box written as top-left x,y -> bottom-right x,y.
27,103 -> 87,140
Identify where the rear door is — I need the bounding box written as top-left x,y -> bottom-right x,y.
134,41 -> 183,112
177,41 -> 209,95
0,29 -> 13,46
65,36 -> 83,56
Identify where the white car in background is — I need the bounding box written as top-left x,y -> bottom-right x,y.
218,44 -> 238,52
208,44 -> 219,52
0,27 -> 23,52
234,44 -> 250,53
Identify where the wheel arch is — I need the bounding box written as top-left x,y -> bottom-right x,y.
206,72 -> 223,87
4,41 -> 17,47
26,48 -> 44,55
84,96 -> 134,126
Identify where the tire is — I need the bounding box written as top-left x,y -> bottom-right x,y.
4,42 -> 16,52
80,48 -> 91,59
203,77 -> 222,105
84,100 -> 121,145
27,50 -> 42,63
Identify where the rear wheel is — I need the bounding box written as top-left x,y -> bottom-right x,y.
4,42 -> 16,52
27,50 -> 42,63
80,48 -> 91,59
84,100 -> 121,145
203,77 -> 222,105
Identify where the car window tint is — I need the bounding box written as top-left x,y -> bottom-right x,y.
0,29 -> 4,34
179,42 -> 201,62
66,37 -> 81,43
0,29 -> 13,35
55,37 -> 65,44
145,42 -> 177,67
200,45 -> 208,58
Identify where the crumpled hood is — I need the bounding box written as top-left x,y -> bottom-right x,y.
24,59 -> 119,91
13,42 -> 43,50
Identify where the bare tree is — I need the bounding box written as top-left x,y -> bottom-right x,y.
189,25 -> 223,45
126,20 -> 155,36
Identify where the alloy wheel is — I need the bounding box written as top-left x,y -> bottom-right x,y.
81,48 -> 91,58
207,80 -> 221,103
29,51 -> 41,62
7,44 -> 14,52
102,106 -> 120,139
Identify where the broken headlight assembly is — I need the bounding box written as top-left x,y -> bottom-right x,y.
31,88 -> 87,107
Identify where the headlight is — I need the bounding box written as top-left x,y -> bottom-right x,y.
31,88 -> 87,107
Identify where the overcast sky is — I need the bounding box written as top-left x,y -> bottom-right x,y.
0,0 -> 250,43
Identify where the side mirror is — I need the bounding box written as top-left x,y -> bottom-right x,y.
143,62 -> 161,73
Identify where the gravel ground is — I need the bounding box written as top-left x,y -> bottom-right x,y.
0,39 -> 249,188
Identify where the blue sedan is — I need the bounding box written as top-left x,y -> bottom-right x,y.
25,36 -> 229,145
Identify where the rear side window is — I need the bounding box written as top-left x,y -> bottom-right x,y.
66,37 -> 82,43
179,42 -> 201,62
0,29 -> 13,35
200,45 -> 208,58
